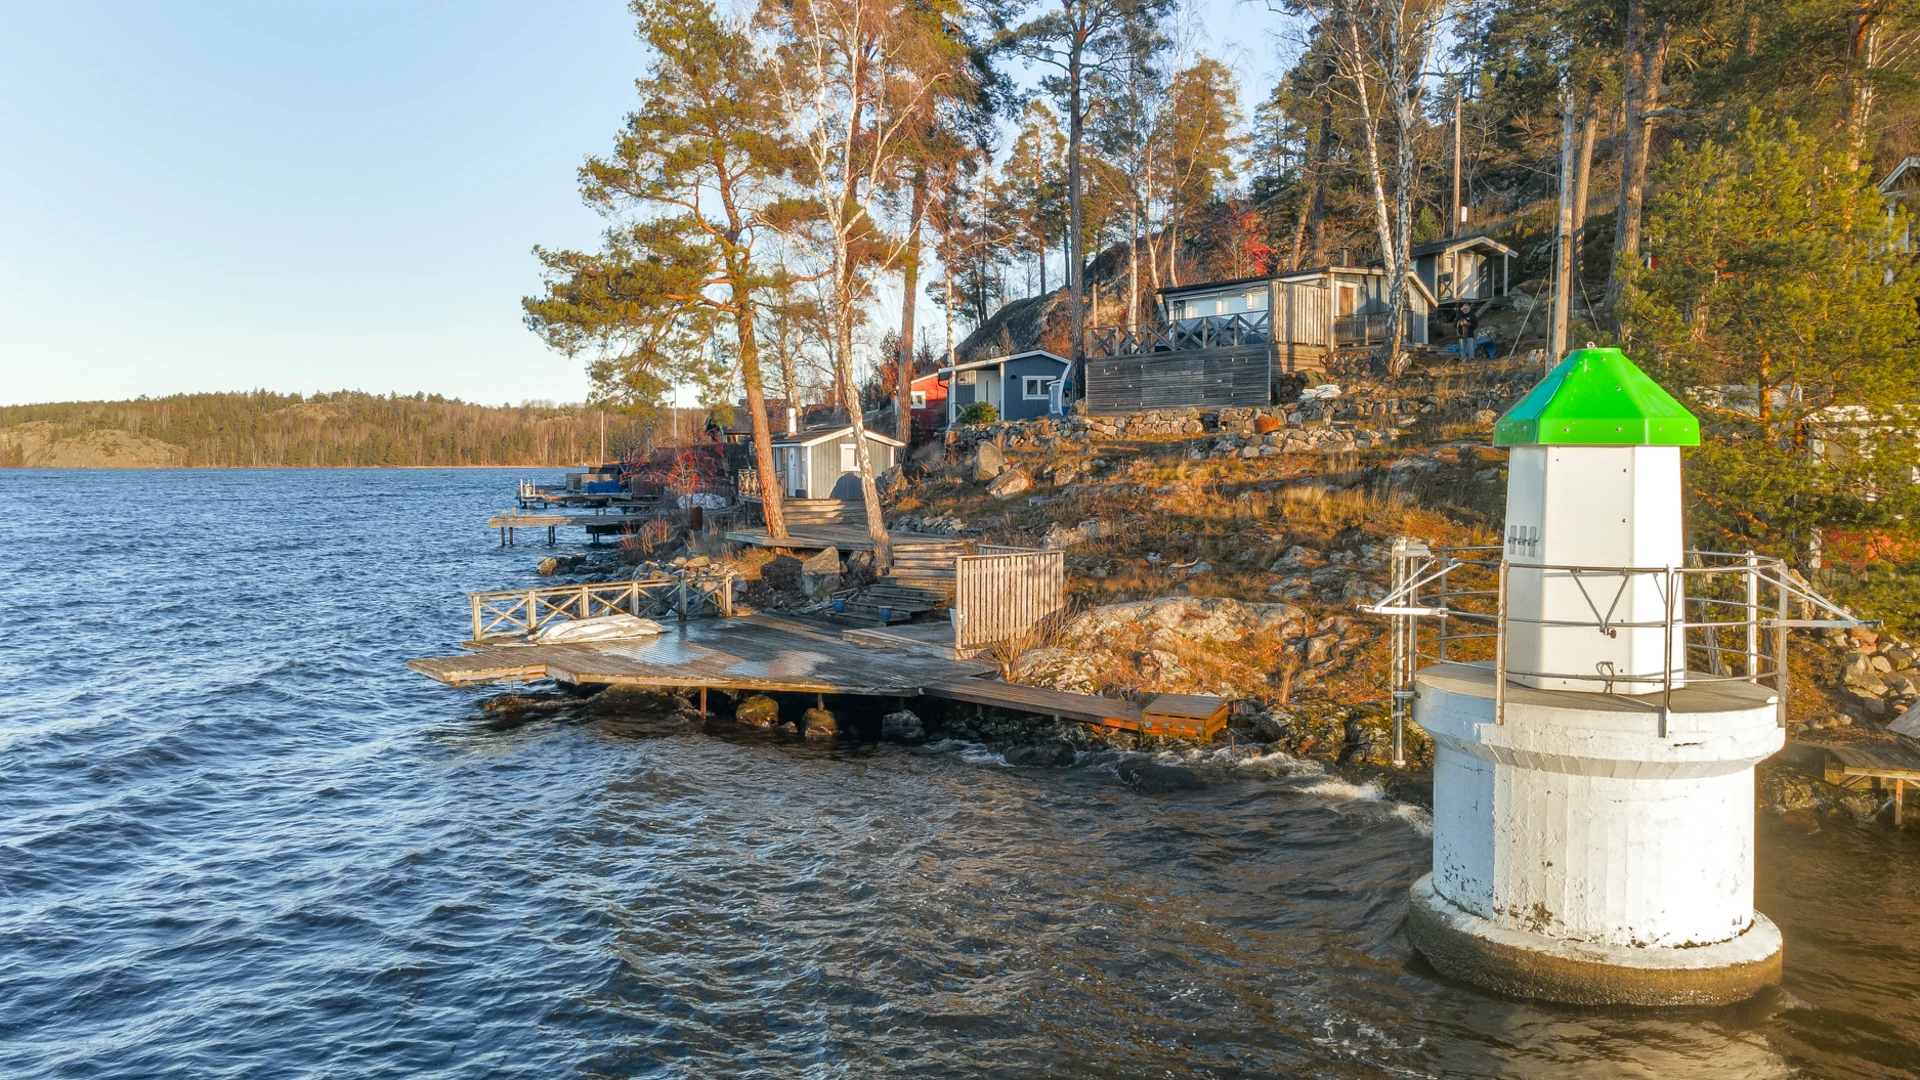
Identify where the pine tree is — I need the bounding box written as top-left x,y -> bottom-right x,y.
1622,115 -> 1920,560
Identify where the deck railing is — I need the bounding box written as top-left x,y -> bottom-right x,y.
736,467 -> 787,500
469,575 -> 735,642
952,548 -> 1066,651
1088,312 -> 1271,357
1334,311 -> 1394,346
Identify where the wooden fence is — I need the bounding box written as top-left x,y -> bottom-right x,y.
952,549 -> 1066,651
470,576 -> 734,641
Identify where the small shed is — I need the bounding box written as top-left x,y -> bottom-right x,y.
941,350 -> 1071,425
769,423 -> 904,499
1410,235 -> 1514,309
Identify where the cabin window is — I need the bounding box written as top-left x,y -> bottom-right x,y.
840,443 -> 857,472
957,370 -> 975,386
1023,376 -> 1054,400
910,390 -> 927,409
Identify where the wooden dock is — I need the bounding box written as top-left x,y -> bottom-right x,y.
407,613 -> 1228,738
487,511 -> 654,546
1824,740 -> 1920,825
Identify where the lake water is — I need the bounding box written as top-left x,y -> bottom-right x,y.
1,468 -> 1915,1079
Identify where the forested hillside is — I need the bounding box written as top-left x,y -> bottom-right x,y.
0,392 -> 692,468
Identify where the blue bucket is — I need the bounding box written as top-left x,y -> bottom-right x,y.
832,598 -> 847,613
876,606 -> 893,623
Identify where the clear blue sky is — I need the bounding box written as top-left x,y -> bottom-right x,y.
0,1 -> 1286,409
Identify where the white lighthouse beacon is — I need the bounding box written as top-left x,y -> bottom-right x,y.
1407,347 -> 1786,1005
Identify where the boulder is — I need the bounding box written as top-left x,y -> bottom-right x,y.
800,547 -> 842,600
987,468 -> 1033,500
734,694 -> 780,727
802,707 -> 838,738
1004,741 -> 1077,767
761,554 -> 803,592
972,441 -> 1006,481
880,709 -> 925,741
1118,761 -> 1206,793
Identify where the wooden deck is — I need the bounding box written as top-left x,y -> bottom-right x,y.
408,612 -> 1228,738
1824,739 -> 1920,825
410,614 -> 989,694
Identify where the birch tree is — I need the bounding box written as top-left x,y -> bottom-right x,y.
764,0 -> 973,567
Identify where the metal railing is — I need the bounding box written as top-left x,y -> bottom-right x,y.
1368,541 -> 1873,762
469,575 -> 735,642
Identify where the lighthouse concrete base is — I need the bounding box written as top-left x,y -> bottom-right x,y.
1410,661 -> 1785,1006
1409,874 -> 1783,1005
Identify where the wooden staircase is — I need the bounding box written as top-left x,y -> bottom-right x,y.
777,499 -> 864,526
831,538 -> 963,625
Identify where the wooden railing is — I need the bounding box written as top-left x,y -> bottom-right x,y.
1089,312 -> 1271,357
1086,282 -> 1335,357
736,467 -> 787,500
952,549 -> 1065,650
1335,311 -> 1394,346
469,575 -> 735,642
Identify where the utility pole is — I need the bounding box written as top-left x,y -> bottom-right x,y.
1550,74 -> 1576,361
1452,91 -> 1464,238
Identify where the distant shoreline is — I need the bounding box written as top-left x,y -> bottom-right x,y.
0,464 -> 580,471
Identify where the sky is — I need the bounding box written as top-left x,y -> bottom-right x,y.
0,1 -> 1292,409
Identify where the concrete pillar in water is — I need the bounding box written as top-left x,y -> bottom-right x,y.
1408,348 -> 1784,1005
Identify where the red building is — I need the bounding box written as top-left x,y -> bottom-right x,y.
908,371 -> 947,444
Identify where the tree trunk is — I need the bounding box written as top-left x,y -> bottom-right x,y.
1842,6 -> 1882,170
1551,75 -> 1577,361
896,171 -> 926,444
1309,59 -> 1334,264
1607,5 -> 1667,318
1066,33 -> 1086,399
1128,207 -> 1139,328
1344,23 -> 1397,275
733,285 -> 787,540
1570,88 -> 1599,296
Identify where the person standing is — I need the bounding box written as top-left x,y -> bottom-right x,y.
1454,304 -> 1480,360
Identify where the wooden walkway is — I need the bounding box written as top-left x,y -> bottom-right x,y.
407,613 -> 1228,737
1825,740 -> 1920,825
724,523 -> 964,554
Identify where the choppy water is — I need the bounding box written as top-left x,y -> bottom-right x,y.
1,468 -> 1916,1079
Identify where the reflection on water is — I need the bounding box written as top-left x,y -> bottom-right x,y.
0,469 -> 1913,1079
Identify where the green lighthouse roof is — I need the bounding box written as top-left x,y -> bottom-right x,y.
1493,346 -> 1699,447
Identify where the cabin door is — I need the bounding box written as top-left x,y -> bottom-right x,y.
785,447 -> 806,498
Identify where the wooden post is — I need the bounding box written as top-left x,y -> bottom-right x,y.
722,575 -> 734,618
1897,778 -> 1905,828
678,577 -> 689,620
526,589 -> 538,635
699,687 -> 707,718
471,595 -> 482,642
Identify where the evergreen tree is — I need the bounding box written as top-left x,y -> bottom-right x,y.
1623,116 -> 1920,560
